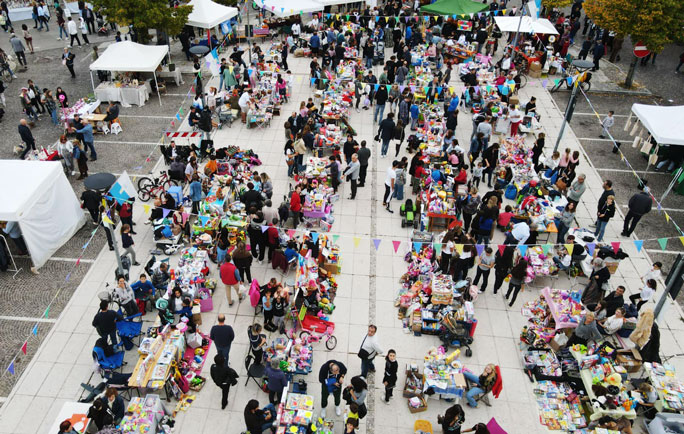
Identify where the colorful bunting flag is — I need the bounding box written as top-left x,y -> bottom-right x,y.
564,243 -> 574,255
162,208 -> 171,218
311,232 -> 319,243
658,238 -> 668,250
413,242 -> 421,252
287,229 -> 296,238
475,244 -> 484,256
541,244 -> 552,255
498,244 -> 506,256
611,242 -> 620,254
518,244 -> 527,256
7,361 -> 14,375
434,243 -> 442,256
373,239 -> 381,250
634,240 -> 644,252
332,234 -> 340,244
353,237 -> 361,247
392,240 -> 401,253
586,243 -> 596,256
21,341 -> 27,355
32,324 -> 38,335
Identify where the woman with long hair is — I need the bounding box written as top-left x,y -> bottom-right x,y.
232,241 -> 253,283
505,256 -> 528,307
463,364 -> 497,408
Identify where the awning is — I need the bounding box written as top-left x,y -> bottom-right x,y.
493,16 -> 559,35
186,0 -> 238,29
631,104 -> 684,146
253,0 -> 323,18
89,41 -> 169,72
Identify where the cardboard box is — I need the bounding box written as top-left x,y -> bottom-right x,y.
529,69 -> 542,78
322,263 -> 340,275
529,61 -> 542,71
407,395 -> 428,413
509,95 -> 520,106
192,306 -> 202,325
403,368 -> 423,398
616,348 -> 643,373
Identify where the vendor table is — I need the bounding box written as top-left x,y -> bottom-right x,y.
541,287 -> 582,330
644,363 -> 684,413
120,394 -> 167,433
157,68 -> 184,86
426,212 -> 461,232
129,329 -> 185,393
62,99 -> 101,121
95,82 -> 151,107
46,402 -> 91,434
8,6 -> 33,21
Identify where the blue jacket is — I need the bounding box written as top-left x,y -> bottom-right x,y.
131,280 -> 155,298
448,97 -> 459,113
310,34 -> 320,48
76,124 -> 94,143
410,104 -> 420,119
189,180 -> 202,201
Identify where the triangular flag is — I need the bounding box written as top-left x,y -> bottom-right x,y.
353,237 -> 361,248
311,232 -> 319,243
142,204 -> 151,214
392,240 -> 401,253
454,244 -> 463,255
287,229 -> 296,238
21,341 -> 27,355
541,244 -> 552,255
518,245 -> 528,256
372,239 -> 381,250
102,215 -> 114,225
162,208 -> 171,218
586,243 -> 596,256
498,244 -> 506,256
101,198 -> 107,208
658,238 -> 668,250
665,213 -> 670,223
43,306 -> 50,318
476,244 -> 484,256
332,234 -> 340,244
199,215 -> 209,226
542,79 -> 548,88
7,361 -> 14,375
261,225 -> 269,233
679,236 -> 684,247
634,240 -> 644,252
175,113 -> 181,121
564,244 -> 574,255
75,258 -> 80,266
31,324 -> 38,335
434,243 -> 442,256
611,242 -> 620,254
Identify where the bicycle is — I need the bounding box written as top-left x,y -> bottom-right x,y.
299,323 -> 337,351
550,65 -> 591,93
137,171 -> 178,202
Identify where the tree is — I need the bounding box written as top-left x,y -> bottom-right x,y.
542,0 -> 573,8
584,0 -> 684,87
91,0 -> 192,43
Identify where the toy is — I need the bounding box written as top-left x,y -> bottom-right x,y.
401,198 -> 421,229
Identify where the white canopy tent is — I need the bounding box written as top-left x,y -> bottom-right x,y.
186,0 -> 238,29
253,0 -> 323,18
631,104 -> 684,146
0,161 -> 85,269
494,16 -> 559,35
89,41 -> 169,105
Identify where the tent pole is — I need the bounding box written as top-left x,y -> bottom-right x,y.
89,70 -> 95,93
153,71 -> 162,106
511,5 -> 526,51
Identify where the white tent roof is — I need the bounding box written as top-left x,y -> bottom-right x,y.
89,41 -> 169,72
186,0 -> 238,29
0,161 -> 85,268
494,16 -> 559,35
632,104 -> 684,146
316,0 -> 356,5
254,0 -> 323,18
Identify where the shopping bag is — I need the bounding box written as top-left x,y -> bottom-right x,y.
187,332 -> 203,349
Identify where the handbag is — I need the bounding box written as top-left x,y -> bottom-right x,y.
342,385 -> 352,403
357,335 -> 371,359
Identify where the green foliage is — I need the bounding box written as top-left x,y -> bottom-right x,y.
584,0 -> 684,53
542,0 -> 573,8
91,0 -> 193,41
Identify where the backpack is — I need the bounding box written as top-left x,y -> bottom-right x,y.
479,216 -> 493,232
463,195 -> 480,214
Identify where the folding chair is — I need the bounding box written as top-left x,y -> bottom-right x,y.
116,312 -> 143,350
244,354 -> 265,388
92,345 -> 126,376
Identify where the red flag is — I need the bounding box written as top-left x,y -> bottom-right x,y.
498,245 -> 506,256
392,240 -> 401,253
21,341 -> 27,355
611,242 -> 620,254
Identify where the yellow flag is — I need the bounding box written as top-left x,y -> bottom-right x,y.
680,236 -> 684,247
353,237 -> 360,248
455,244 -> 463,255
102,215 -> 114,225
101,198 -> 107,208
665,213 -> 670,222
143,204 -> 151,214
564,244 -> 574,255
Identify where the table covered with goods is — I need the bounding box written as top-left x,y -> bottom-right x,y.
119,394 -> 168,433
644,362 -> 684,412
129,325 -> 186,391
95,81 -> 151,107
301,183 -> 337,231
60,98 -> 101,121
264,337 -> 314,376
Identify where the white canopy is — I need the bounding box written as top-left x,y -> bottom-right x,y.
494,16 -> 559,35
89,41 -> 169,72
254,0 -> 323,18
186,0 -> 238,29
631,104 -> 684,146
0,161 -> 85,268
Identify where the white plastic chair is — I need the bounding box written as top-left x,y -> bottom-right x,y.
110,122 -> 122,135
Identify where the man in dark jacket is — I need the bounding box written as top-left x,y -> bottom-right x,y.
318,359 -> 347,418
622,189 -> 652,236
377,112 -> 396,157
481,143 -> 499,187
18,119 -> 35,160
210,354 -> 239,409
265,360 -> 288,404
597,285 -> 625,317
81,189 -> 102,223
92,300 -> 122,345
241,182 -> 263,210
592,41 -> 605,71
357,140 -> 371,187
373,83 -> 388,124
210,314 -> 234,366
591,180 -> 614,227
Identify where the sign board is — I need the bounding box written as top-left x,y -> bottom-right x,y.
633,42 -> 650,58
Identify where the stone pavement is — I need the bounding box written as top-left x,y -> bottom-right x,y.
1,42 -> 684,434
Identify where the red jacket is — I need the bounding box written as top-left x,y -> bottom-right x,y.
267,226 -> 279,245
220,262 -> 240,285
290,192 -> 301,212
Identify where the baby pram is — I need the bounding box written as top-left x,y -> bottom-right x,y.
373,40 -> 385,65
438,313 -> 474,357
152,220 -> 184,255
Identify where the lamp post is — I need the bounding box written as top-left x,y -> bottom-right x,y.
553,59 -> 594,154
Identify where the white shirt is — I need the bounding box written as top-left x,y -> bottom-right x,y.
640,284 -> 655,301
442,240 -> 454,255
385,166 -> 396,187
68,20 -> 78,35
310,18 -> 319,29
643,269 -> 661,282
477,121 -> 492,138
545,155 -> 559,170
291,23 -> 300,36
502,57 -> 511,70
511,222 -> 530,244
238,92 -> 251,109
360,333 -> 382,358
602,315 -> 624,334
508,108 -> 523,123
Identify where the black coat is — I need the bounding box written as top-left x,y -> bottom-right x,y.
210,363 -> 238,388
628,192 -> 652,216
378,118 -> 395,141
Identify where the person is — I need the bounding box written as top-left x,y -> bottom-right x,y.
377,112 -> 396,157
220,253 -> 243,306
461,187 -> 481,233
152,262 -> 170,293
71,119 -> 96,160
630,279 -> 656,312
438,403 -> 465,433
78,16 -> 90,44
382,349 -> 398,403
474,247 -> 495,293
271,285 -> 288,333
566,174 -> 586,205
592,40 -> 605,71
555,202 -> 576,243
590,180 -> 615,228
373,82 -> 388,124
319,360 -> 347,418
597,307 -> 625,335
103,101 -> 119,125
343,153 -> 360,200
210,314 -> 234,366
104,387 -> 124,423
383,160 -> 398,212
18,119 -> 36,160
567,312 -> 602,346
244,399 -> 276,433
87,398 -> 114,432
594,195 -> 615,242
130,273 -> 154,309
344,376 -> 368,419
358,324 -> 382,377
635,383 -> 658,420
462,423 -> 490,434
643,262 -> 662,283
552,246 -> 573,275
114,275 -> 138,316
21,24 -> 33,54
120,224 -> 139,267
599,110 -> 614,138
357,141 -> 370,187
210,354 -> 239,410
73,139 -> 88,179
67,16 -> 80,46
504,256 -> 528,307
344,417 -> 359,434
464,364 -> 497,408
9,33 -> 27,67
289,185 -> 302,228
57,420 -> 79,434
62,47 -> 75,78
92,300 -> 121,345
471,161 -> 483,187
622,187 -> 652,236
493,245 -> 514,295
508,105 -> 523,137
232,241 -> 253,283
264,359 -> 288,405
581,257 -> 611,305
248,323 -> 267,364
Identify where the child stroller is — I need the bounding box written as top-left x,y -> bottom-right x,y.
438,313 -> 474,357
373,40 -> 385,65
400,198 -> 420,228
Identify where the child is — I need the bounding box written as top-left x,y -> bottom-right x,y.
344,402 -> 360,423
120,224 -> 140,266
471,161 -> 483,188
344,417 -> 359,434
497,205 -> 514,231
383,349 -> 398,403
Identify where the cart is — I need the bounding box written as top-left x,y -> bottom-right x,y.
438,314 -> 474,357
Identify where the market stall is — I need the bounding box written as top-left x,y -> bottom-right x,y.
129,325 -> 186,393
60,98 -> 101,122
119,394 -> 168,433
94,81 -> 151,107
644,362 -> 684,412
540,287 -> 583,330
89,41 -> 169,106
